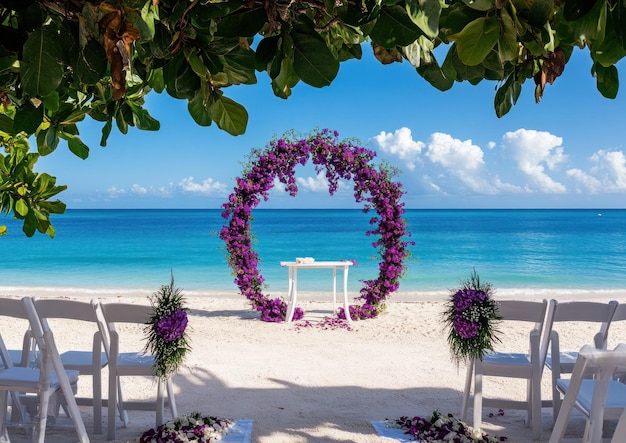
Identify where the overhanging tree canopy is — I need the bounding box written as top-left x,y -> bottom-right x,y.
0,0 -> 624,236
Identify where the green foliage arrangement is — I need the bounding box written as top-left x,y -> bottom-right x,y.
1,0 -> 625,234
0,133 -> 66,237
443,270 -> 502,364
145,274 -> 191,380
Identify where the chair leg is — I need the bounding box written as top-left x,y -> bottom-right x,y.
531,374 -> 542,440
107,371 -> 117,440
0,391 -> 10,443
33,390 -> 51,443
116,376 -> 128,427
93,368 -> 102,435
461,360 -> 474,422
551,367 -> 561,425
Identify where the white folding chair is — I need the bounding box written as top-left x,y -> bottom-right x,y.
545,300 -> 618,422
0,297 -> 89,443
549,343 -> 626,443
31,297 -> 107,434
462,299 -> 554,441
92,300 -> 178,440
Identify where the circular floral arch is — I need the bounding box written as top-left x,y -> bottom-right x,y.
219,130 -> 412,322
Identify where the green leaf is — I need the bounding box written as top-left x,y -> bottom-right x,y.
494,75 -> 522,117
0,115 -> 14,135
462,0 -> 494,11
416,59 -> 455,90
406,0 -> 443,39
100,120 -> 112,147
136,0 -> 158,40
255,36 -> 280,72
370,5 -> 423,47
186,49 -> 210,79
21,25 -> 64,97
498,8 -> 519,63
41,91 -> 59,113
564,0 -> 607,46
22,211 -> 37,237
0,225 -> 6,236
591,13 -> 626,67
45,126 -> 59,153
594,62 -> 619,98
272,57 -> 299,98
67,135 -> 90,159
129,104 -> 161,130
76,39 -> 107,85
116,108 -> 128,134
563,0 -> 599,21
450,44 -> 486,80
15,199 -> 28,217
188,92 -> 213,127
451,16 -> 499,66
148,67 -> 166,92
209,95 -> 248,135
526,0 -> 555,28
215,6 -> 267,37
60,108 -> 90,125
291,22 -> 340,87
14,101 -> 43,135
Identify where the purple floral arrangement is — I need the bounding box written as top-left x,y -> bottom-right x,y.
145,274 -> 191,379
220,129 -> 413,322
136,411 -> 233,442
391,411 -> 507,442
443,270 -> 501,364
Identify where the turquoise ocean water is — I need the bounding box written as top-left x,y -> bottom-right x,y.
1,209 -> 626,299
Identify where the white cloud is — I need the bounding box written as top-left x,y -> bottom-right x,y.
102,177 -> 227,200
130,184 -> 148,195
566,168 -> 603,193
568,149 -> 626,193
106,186 -> 126,198
425,132 -> 502,194
590,150 -> 626,190
178,177 -> 227,195
502,129 -> 567,193
297,173 -> 329,192
425,132 -> 484,170
373,127 -> 425,171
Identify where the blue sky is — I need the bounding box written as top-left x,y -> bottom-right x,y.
38,46 -> 626,209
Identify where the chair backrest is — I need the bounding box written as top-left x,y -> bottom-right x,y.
0,296 -> 36,367
92,300 -> 151,358
548,300 -> 618,349
496,299 -> 552,367
33,297 -> 103,355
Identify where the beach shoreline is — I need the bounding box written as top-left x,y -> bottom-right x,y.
2,286 -> 626,303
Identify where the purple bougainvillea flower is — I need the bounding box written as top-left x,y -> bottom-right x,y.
154,309 -> 188,342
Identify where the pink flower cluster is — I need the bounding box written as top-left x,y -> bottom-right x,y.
220,130 -> 412,322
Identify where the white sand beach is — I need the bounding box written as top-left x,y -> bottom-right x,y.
1,291 -> 625,443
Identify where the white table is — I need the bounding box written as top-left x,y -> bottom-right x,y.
280,261 -> 353,322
